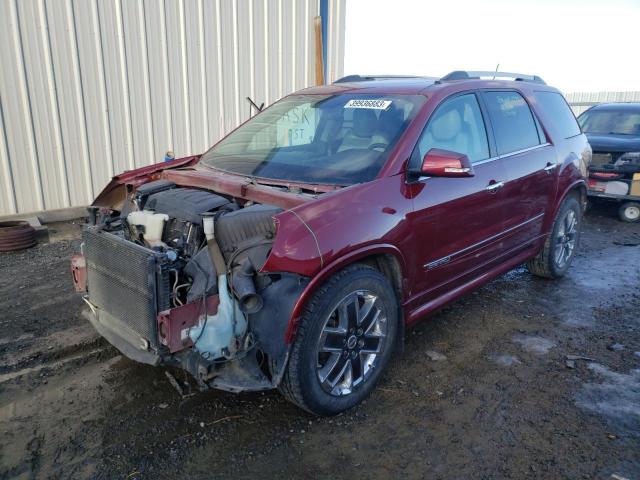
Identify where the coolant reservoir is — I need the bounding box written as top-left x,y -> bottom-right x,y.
127,210 -> 169,247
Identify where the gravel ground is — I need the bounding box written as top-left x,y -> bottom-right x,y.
0,204 -> 639,480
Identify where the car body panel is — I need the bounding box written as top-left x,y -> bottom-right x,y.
405,158 -> 509,310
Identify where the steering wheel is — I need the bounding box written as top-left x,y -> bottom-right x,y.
368,143 -> 388,151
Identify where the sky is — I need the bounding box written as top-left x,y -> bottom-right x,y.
344,0 -> 640,93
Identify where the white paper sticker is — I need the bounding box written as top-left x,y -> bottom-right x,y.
344,99 -> 392,110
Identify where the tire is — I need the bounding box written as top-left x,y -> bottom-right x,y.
618,202 -> 640,223
527,195 -> 582,279
279,264 -> 398,416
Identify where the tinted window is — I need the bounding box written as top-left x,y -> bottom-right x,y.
536,91 -> 581,138
415,93 -> 489,164
484,91 -> 541,155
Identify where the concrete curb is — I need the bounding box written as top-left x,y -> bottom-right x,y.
0,206 -> 87,225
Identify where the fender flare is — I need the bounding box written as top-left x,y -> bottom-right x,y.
283,243 -> 407,343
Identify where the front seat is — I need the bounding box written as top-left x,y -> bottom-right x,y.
337,109 -> 384,152
420,109 -> 470,156
377,106 -> 406,143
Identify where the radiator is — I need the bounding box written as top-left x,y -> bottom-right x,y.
83,227 -> 170,350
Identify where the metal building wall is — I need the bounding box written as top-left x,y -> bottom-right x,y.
0,0 -> 346,216
565,91 -> 640,116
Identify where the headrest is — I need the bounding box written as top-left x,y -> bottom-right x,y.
352,109 -> 377,138
431,109 -> 462,142
378,106 -> 405,136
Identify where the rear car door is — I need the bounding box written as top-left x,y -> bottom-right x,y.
480,90 -> 557,250
407,92 -> 508,308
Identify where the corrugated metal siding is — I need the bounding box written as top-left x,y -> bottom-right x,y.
565,91 -> 640,117
0,0 -> 346,216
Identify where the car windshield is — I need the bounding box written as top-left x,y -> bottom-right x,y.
200,93 -> 425,185
578,109 -> 640,135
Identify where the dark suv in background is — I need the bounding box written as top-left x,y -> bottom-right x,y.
73,70 -> 590,415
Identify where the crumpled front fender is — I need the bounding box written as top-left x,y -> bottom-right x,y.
260,209 -> 324,276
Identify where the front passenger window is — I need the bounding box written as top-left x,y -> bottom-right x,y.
416,93 -> 490,164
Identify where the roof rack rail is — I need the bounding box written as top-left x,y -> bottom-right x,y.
333,74 -> 427,84
437,70 -> 546,85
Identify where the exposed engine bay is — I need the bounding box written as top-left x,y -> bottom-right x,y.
81,181 -> 307,392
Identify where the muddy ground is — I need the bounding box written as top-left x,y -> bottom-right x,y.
1,204 -> 639,480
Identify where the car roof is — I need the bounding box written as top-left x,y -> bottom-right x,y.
587,102 -> 640,112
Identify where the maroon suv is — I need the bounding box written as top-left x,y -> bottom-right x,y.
72,71 -> 590,415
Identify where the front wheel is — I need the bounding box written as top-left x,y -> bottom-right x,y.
527,195 -> 582,279
279,264 -> 398,416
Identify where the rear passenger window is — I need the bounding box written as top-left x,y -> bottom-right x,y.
535,91 -> 581,138
484,91 -> 541,155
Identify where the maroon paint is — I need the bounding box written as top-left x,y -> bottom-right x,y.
157,296 -> 219,353
92,155 -> 201,207
262,80 -> 589,342
70,254 -> 87,292
420,149 -> 474,177
159,166 -> 318,210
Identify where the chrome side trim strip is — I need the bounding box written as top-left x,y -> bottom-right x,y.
499,143 -> 551,159
472,156 -> 499,166
423,212 -> 545,270
472,143 -> 551,166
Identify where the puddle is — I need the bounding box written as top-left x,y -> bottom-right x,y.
512,334 -> 555,355
576,363 -> 640,437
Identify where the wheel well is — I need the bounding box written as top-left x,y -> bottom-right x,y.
357,253 -> 406,351
567,184 -> 587,211
357,253 -> 404,302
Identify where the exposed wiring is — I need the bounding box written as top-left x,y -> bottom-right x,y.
170,269 -> 180,307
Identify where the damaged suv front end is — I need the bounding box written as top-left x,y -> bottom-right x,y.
74,166 -> 323,393
72,90 -> 424,398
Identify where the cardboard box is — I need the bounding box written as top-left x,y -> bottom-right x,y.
631,173 -> 640,197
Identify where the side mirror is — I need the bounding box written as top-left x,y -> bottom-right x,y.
420,149 -> 474,177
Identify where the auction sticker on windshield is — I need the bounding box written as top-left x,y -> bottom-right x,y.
344,99 -> 392,110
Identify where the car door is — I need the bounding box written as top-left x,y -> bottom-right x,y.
480,90 -> 557,250
406,92 -> 509,309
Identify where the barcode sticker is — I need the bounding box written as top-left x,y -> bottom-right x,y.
344,99 -> 392,110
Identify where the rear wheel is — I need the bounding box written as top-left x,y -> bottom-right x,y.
279,264 -> 398,416
619,202 -> 640,223
527,195 -> 582,279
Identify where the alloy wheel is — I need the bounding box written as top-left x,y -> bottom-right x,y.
554,208 -> 578,268
315,290 -> 387,396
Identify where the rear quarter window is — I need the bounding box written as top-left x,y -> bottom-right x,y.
535,91 -> 581,139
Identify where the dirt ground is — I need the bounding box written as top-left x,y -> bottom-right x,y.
1,204 -> 639,480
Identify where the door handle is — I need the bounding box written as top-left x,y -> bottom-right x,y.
486,181 -> 504,193
543,163 -> 558,173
